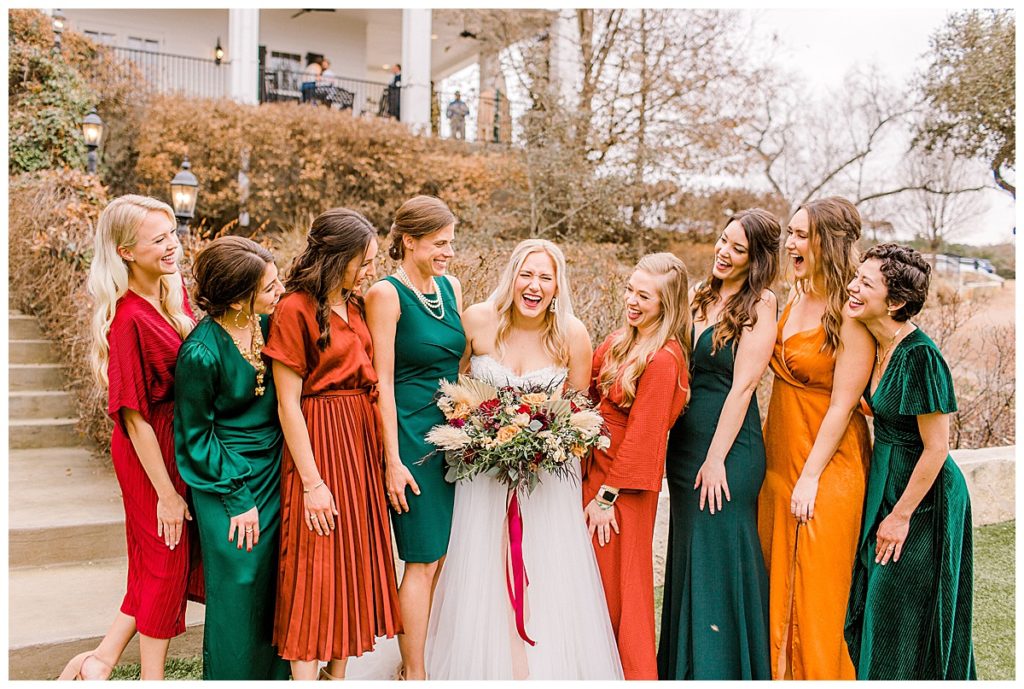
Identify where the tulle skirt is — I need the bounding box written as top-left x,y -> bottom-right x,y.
425,458 -> 623,679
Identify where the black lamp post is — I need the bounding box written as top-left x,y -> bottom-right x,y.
52,9 -> 65,54
170,156 -> 199,237
81,108 -> 104,175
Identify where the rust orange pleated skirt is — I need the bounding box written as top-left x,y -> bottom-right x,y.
274,389 -> 402,661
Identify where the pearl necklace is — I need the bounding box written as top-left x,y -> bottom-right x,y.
396,266 -> 445,320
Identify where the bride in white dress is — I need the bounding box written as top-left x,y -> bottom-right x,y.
424,239 -> 623,680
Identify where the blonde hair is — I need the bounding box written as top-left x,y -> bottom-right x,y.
88,195 -> 194,387
487,239 -> 574,367
598,252 -> 691,408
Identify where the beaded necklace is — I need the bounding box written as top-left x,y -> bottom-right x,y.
395,266 -> 445,320
219,316 -> 267,396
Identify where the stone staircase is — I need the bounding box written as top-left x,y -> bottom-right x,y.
8,311 -> 204,680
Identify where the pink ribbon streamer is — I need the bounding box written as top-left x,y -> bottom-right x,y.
505,489 -> 536,646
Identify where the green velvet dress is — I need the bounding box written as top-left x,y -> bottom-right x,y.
174,315 -> 290,680
844,328 -> 976,680
384,275 -> 465,563
657,326 -> 771,680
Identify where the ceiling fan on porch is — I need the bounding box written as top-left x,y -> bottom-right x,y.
290,9 -> 336,19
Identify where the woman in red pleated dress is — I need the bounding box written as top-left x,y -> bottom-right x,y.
263,208 -> 402,680
59,195 -> 199,681
582,252 -> 691,679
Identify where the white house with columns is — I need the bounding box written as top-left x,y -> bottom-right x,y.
54,8 -> 499,136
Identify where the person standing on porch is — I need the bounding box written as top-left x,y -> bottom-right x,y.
446,91 -> 470,140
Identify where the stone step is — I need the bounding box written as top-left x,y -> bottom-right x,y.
9,418 -> 82,449
9,313 -> 43,340
9,363 -> 65,392
9,339 -> 57,364
9,390 -> 76,420
8,448 -> 126,568
8,559 -> 205,680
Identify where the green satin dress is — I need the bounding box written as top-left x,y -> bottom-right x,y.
657,325 -> 771,679
174,315 -> 290,680
384,275 -> 465,563
844,328 -> 976,680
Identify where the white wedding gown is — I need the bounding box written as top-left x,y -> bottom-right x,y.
424,355 -> 624,680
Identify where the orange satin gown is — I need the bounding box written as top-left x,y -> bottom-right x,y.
757,300 -> 871,680
583,335 -> 689,680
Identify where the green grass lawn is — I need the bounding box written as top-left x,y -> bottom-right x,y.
113,523 -> 1014,680
654,521 -> 1014,680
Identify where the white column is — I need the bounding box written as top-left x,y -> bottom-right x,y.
549,9 -> 580,108
401,9 -> 433,135
228,9 -> 260,105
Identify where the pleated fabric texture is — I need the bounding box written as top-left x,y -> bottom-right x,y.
658,326 -> 771,680
757,300 -> 871,679
107,289 -> 200,639
844,328 -> 976,680
262,291 -> 402,662
274,390 -> 401,661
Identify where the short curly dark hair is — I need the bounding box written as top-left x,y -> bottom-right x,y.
860,243 -> 931,322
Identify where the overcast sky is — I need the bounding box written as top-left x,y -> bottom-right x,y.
756,7 -> 1015,245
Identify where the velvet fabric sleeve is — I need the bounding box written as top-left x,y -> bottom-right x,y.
174,340 -> 255,518
605,348 -> 684,491
898,343 -> 958,417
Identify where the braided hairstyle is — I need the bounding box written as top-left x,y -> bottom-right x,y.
285,208 -> 377,350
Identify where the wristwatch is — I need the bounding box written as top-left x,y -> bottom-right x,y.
597,487 -> 619,505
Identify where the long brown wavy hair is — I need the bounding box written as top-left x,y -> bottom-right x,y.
692,208 -> 781,354
285,208 -> 376,350
794,197 -> 862,353
597,253 -> 691,408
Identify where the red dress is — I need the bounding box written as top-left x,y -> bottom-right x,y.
107,289 -> 199,639
582,334 -> 689,679
263,291 -> 402,661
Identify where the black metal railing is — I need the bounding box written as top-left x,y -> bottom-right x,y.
434,89 -> 514,143
111,47 -> 229,100
259,68 -> 392,118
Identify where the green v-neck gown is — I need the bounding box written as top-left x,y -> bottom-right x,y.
174,315 -> 290,680
384,275 -> 466,563
844,328 -> 976,679
657,326 -> 771,679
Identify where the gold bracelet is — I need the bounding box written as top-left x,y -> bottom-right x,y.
303,479 -> 325,494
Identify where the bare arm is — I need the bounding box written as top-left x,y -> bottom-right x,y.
694,292 -> 778,514
365,281 -> 420,512
273,361 -> 337,535
447,274 -> 465,313
122,409 -> 191,549
874,412 -> 951,565
566,316 -> 594,393
790,315 -> 874,522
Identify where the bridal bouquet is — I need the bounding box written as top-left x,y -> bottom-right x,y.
423,375 -> 610,495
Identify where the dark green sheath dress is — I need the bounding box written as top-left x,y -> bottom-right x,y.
174,315 -> 290,680
384,275 -> 465,563
657,325 -> 771,680
844,328 -> 976,680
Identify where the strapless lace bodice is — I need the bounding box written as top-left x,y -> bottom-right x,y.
469,354 -> 567,389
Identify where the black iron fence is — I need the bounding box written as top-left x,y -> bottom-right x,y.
259,68 -> 393,118
434,89 -> 514,143
111,47 -> 229,100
